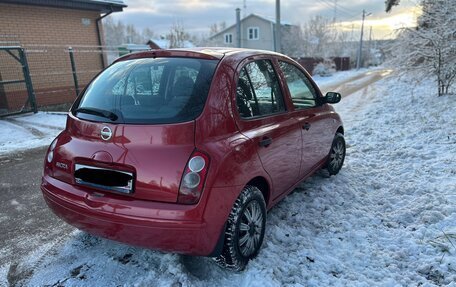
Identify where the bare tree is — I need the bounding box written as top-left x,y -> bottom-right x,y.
390,0 -> 456,96
142,28 -> 155,42
103,18 -> 154,46
209,22 -> 227,36
333,30 -> 356,58
103,17 -> 125,46
190,33 -> 209,47
209,23 -> 219,36
125,24 -> 143,43
219,21 -> 227,31
167,21 -> 190,48
281,25 -> 305,57
302,16 -> 336,58
280,17 -> 357,59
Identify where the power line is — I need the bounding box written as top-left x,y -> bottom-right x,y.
243,0 -> 247,18
319,0 -> 358,18
335,1 -> 359,15
316,0 -> 335,10
327,0 -> 357,14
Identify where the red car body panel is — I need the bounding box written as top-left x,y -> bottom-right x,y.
52,113 -> 195,203
42,175 -> 239,255
41,48 -> 343,256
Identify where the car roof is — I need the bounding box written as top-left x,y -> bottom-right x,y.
115,47 -> 285,63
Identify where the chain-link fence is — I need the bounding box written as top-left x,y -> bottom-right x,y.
0,44 -> 150,116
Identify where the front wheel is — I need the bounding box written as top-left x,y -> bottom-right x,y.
326,133 -> 346,175
214,185 -> 266,271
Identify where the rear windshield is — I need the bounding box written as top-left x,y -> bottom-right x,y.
73,57 -> 218,124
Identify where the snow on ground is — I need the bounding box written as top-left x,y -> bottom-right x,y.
0,112 -> 66,156
2,71 -> 456,286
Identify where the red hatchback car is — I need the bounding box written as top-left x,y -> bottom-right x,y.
41,48 -> 345,270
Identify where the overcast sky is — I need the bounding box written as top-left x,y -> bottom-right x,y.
110,0 -> 420,39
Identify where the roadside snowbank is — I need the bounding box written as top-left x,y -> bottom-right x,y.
2,72 -> 455,286
0,112 -> 66,156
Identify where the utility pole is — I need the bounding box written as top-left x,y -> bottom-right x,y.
356,10 -> 371,70
368,26 -> 372,52
333,0 -> 338,23
275,0 -> 281,53
367,26 -> 372,66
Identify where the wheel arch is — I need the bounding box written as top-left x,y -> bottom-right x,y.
336,126 -> 344,135
246,176 -> 271,207
208,176 -> 270,258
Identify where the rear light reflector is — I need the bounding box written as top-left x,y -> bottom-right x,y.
47,151 -> 54,163
188,156 -> 205,172
183,172 -> 201,189
178,151 -> 210,204
47,138 -> 58,163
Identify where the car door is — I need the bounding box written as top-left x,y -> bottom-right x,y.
234,58 -> 301,199
278,60 -> 332,178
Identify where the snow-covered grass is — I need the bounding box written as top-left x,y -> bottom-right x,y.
0,112 -> 66,156
2,72 -> 456,286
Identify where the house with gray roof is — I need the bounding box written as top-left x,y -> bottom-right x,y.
208,13 -> 293,52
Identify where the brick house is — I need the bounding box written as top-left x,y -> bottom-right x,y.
0,0 -> 126,112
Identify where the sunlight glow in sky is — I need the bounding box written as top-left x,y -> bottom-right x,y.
338,6 -> 421,39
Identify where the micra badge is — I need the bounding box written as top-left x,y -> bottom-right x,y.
56,162 -> 68,170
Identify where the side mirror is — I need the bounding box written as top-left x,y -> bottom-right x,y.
325,92 -> 342,104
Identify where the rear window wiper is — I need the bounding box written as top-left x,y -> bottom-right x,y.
73,107 -> 119,121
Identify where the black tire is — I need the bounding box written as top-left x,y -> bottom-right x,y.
214,185 -> 266,271
326,133 -> 346,175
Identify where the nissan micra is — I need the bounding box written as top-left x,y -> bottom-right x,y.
41,48 -> 345,270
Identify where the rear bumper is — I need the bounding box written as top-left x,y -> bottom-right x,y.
41,175 -> 238,256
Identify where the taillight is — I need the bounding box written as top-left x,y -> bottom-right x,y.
178,151 -> 210,204
47,138 -> 58,163
44,137 -> 58,177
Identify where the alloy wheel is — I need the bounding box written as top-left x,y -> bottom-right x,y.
238,200 -> 264,257
329,140 -> 345,171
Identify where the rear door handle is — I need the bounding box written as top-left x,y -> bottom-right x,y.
259,137 -> 273,147
302,122 -> 311,130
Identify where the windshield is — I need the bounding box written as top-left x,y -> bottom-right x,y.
73,57 -> 218,124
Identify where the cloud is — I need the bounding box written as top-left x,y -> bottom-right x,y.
110,0 -> 419,38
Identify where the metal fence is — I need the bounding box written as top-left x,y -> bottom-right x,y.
0,46 -> 37,116
0,44 -> 150,116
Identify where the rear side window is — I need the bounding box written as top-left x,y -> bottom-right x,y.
74,57 -> 218,124
236,60 -> 285,118
279,61 -> 317,109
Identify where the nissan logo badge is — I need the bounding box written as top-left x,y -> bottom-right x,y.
101,126 -> 112,141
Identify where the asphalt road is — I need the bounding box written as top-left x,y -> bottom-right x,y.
0,147 -> 74,285
319,69 -> 393,96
